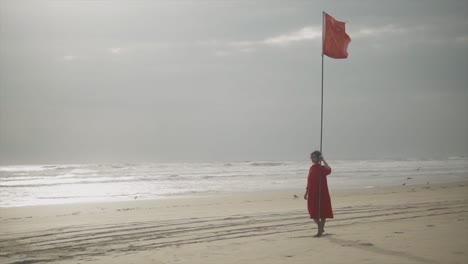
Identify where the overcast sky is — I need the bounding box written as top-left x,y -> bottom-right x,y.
0,0 -> 467,164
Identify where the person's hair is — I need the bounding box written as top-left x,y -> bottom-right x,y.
310,150 -> 321,159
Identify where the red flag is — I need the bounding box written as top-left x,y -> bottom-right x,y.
323,13 -> 351,59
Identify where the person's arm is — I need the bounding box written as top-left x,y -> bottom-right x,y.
321,156 -> 331,173
304,168 -> 310,200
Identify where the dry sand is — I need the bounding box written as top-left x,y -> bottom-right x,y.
1,182 -> 467,264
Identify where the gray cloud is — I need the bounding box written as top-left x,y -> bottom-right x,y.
1,0 -> 467,164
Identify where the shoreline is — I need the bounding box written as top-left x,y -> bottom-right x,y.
1,181 -> 467,264
1,180 -> 465,209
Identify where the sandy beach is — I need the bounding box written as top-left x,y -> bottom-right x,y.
1,182 -> 467,264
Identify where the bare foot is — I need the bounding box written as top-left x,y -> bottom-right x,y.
314,229 -> 323,238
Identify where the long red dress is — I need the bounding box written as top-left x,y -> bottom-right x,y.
307,164 -> 333,219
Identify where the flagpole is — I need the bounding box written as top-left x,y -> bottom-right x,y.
318,11 -> 325,222
321,12 -> 325,154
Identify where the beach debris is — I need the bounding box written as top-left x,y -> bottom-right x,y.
293,194 -> 298,199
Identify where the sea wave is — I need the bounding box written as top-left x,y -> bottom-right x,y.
1,158 -> 467,207
0,165 -> 54,172
249,162 -> 286,167
0,164 -> 85,172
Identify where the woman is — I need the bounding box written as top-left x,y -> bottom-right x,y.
304,150 -> 333,237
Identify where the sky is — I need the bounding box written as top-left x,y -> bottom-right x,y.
0,0 -> 467,164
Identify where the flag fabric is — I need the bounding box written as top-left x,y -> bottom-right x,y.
323,13 -> 351,59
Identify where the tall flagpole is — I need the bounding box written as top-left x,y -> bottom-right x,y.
318,11 -> 325,221
320,12 -> 325,154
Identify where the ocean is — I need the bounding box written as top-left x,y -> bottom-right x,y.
1,158 -> 467,207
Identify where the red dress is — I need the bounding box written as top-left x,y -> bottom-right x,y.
307,164 -> 333,219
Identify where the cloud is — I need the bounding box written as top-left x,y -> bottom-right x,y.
350,23 -> 468,47
229,26 -> 322,48
209,26 -> 321,56
203,22 -> 447,56
214,50 -> 231,57
263,26 -> 322,46
62,55 -> 76,61
352,24 -> 408,39
109,47 -> 122,54
455,35 -> 468,44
